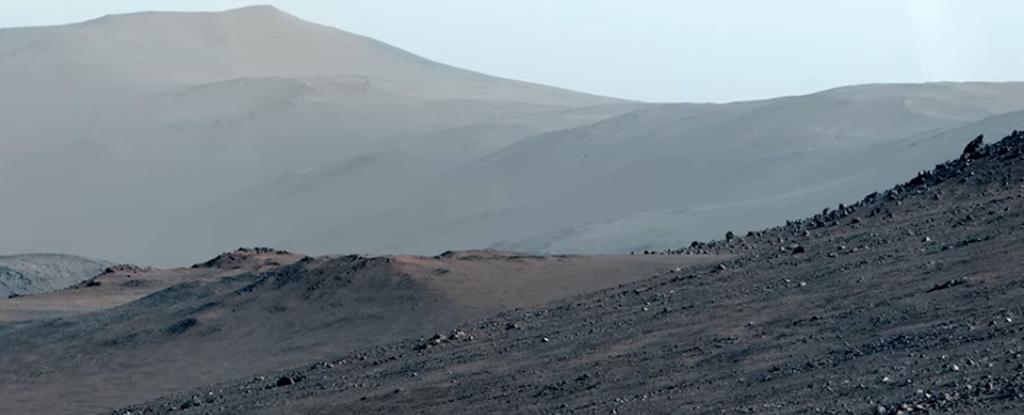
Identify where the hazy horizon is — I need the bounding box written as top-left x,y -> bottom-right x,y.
1,1 -> 1021,103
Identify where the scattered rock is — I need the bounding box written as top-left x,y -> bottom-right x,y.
276,376 -> 295,387
180,396 -> 202,409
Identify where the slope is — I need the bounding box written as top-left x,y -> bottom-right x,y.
0,6 -> 634,266
0,249 -> 716,415
0,254 -> 113,298
288,82 -> 1024,255
119,128 -> 1024,415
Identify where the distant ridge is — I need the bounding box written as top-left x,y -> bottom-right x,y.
0,253 -> 114,298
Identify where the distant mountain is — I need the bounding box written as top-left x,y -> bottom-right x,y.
0,254 -> 113,297
0,6 -> 635,265
281,82 -> 1024,256
4,7 -> 1024,265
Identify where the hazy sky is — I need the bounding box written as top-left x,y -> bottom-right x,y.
1,1 -> 1020,102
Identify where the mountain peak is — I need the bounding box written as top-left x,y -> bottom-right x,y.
218,4 -> 295,18
84,4 -> 297,26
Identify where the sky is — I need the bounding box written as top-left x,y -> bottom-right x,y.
0,0 -> 1020,103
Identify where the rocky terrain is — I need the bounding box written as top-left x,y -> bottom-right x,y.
0,254 -> 113,298
82,129 -> 1024,415
0,248 -> 710,415
6,7 -> 1024,415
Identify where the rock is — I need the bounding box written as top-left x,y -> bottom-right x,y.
963,134 -> 985,158
726,231 -> 735,241
276,376 -> 295,387
180,396 -> 202,409
792,246 -> 806,254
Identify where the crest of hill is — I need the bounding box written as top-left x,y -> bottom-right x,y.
0,5 -> 622,105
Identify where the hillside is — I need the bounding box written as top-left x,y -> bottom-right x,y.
114,129 -> 1024,415
278,83 -> 1024,256
0,5 -> 634,266
0,254 -> 113,298
5,8 -> 1024,266
0,249 -> 714,415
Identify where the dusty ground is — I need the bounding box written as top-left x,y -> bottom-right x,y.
100,131 -> 1024,415
0,248 -> 712,415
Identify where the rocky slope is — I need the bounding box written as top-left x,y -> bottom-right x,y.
0,248 -> 711,415
113,129 -> 1024,415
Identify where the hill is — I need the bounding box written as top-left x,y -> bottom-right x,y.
0,248 -> 715,415
278,83 -> 1024,256
6,8 -> 1024,266
0,254 -> 113,298
110,128 -> 1024,414
0,5 -> 635,266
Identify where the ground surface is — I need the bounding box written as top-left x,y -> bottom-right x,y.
0,249 -> 712,415
100,130 -> 1024,415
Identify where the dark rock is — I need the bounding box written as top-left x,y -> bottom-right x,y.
180,396 -> 202,409
166,317 -> 198,335
276,376 -> 295,387
962,134 -> 985,159
792,246 -> 806,254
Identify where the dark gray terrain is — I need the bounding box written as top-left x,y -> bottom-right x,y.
97,129 -> 1024,415
0,248 -> 708,415
0,254 -> 113,298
